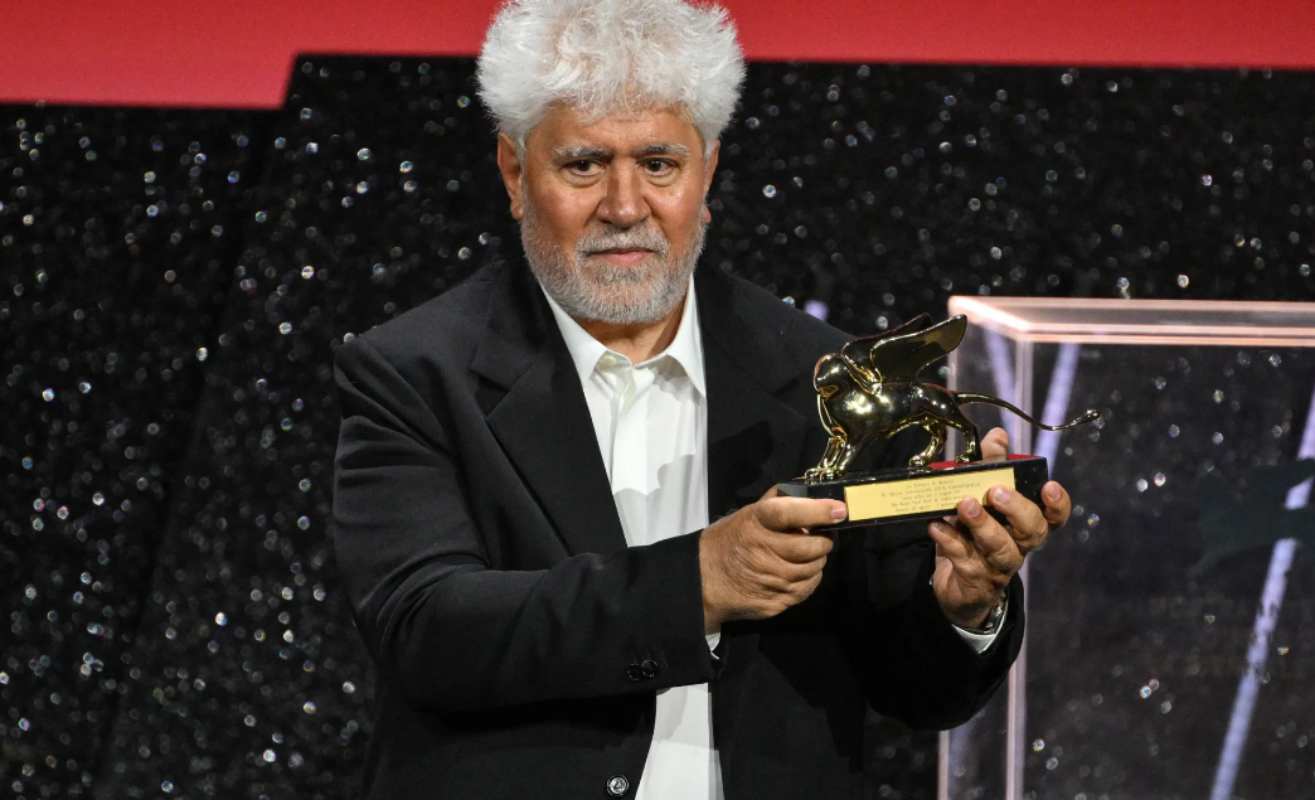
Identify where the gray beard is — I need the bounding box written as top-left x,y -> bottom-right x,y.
519,202 -> 706,325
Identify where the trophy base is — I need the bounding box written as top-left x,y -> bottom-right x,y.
777,455 -> 1050,529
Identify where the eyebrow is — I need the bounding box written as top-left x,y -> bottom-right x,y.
552,143 -> 692,161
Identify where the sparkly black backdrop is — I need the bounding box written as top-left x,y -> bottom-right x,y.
4,57 -> 1314,799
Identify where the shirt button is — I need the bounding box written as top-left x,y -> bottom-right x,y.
639,658 -> 660,679
606,775 -> 630,797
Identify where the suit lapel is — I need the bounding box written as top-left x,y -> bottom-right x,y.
472,263 -> 627,556
698,268 -> 812,521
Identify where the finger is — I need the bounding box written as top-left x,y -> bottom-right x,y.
788,570 -> 825,604
956,496 -> 1023,575
932,552 -> 954,587
985,486 -> 1049,554
981,427 -> 1009,462
928,521 -> 974,563
929,523 -> 998,592
1040,480 -> 1072,528
782,554 -> 829,584
755,554 -> 827,591
759,484 -> 783,501
766,529 -> 836,564
753,537 -> 832,576
755,496 -> 847,532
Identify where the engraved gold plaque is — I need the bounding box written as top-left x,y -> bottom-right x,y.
779,456 -> 1048,529
843,466 -> 1016,522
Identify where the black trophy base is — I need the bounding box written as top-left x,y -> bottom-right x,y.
777,455 -> 1050,529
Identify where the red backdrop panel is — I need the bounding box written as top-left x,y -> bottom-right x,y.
5,0 -> 1314,108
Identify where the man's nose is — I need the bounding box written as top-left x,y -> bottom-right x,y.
595,167 -> 649,227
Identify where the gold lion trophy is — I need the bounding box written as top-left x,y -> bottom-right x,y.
778,314 -> 1100,527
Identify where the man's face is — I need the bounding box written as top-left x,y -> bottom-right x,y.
496,104 -> 719,325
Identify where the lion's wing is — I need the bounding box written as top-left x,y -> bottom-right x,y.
867,314 -> 967,382
839,312 -> 932,368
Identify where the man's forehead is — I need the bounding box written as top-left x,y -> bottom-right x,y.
527,103 -> 705,151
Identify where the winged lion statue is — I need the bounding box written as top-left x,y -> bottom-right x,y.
802,314 -> 1100,483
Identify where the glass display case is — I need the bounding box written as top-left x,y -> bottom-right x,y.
940,297 -> 1315,800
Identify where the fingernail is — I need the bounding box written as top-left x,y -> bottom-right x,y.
991,487 -> 1010,504
962,498 -> 982,518
830,504 -> 848,521
1044,482 -> 1061,502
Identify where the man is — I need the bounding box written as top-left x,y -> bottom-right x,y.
330,1 -> 1071,797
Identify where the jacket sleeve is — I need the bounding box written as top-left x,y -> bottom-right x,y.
842,527 -> 1024,730
831,428 -> 1025,730
330,335 -> 718,714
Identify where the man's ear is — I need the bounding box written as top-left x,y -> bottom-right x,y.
702,140 -> 721,196
701,140 -> 720,223
495,133 -> 526,220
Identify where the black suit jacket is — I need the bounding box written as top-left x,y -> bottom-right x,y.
330,260 -> 1023,799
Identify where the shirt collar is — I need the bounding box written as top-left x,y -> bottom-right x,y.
539,275 -> 706,397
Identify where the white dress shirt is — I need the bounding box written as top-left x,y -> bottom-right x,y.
540,278 -> 1000,800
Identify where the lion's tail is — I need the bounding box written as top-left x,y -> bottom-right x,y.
955,392 -> 1101,431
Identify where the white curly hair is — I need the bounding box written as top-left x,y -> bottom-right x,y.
476,0 -> 746,153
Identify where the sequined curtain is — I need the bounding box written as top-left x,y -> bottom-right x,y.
3,57 -> 1313,799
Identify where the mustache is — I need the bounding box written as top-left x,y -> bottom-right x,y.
577,226 -> 669,256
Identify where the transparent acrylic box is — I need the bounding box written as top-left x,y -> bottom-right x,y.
940,297 -> 1315,800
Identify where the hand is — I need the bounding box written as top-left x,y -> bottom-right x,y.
699,488 -> 847,633
928,427 -> 1072,629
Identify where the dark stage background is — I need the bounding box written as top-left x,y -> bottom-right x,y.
4,57 -> 1315,798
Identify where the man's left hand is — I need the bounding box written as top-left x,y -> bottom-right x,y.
928,427 -> 1072,629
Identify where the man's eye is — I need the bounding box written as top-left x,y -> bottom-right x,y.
642,159 -> 675,175
566,160 -> 599,175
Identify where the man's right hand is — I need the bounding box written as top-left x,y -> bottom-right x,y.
698,490 -> 848,633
